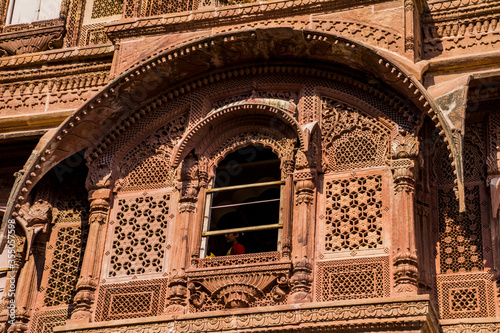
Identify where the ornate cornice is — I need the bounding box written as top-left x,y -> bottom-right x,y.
55,295 -> 439,333
0,44 -> 113,68
105,0 -> 386,40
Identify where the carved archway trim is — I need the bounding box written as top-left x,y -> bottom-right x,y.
173,101 -> 302,168
2,27 -> 462,235
198,122 -> 297,179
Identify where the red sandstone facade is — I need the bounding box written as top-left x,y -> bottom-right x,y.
0,0 -> 499,332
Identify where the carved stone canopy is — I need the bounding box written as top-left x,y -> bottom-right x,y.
4,27 -> 459,228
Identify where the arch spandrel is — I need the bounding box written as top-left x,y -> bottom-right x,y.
1,27 -> 462,233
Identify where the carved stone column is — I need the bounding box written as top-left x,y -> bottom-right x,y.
166,154 -> 199,314
69,190 -> 110,322
391,133 -> 419,294
7,200 -> 52,333
290,150 -> 316,303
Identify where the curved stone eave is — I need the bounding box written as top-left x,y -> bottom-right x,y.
0,27 -> 465,236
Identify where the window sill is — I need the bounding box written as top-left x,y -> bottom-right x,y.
192,251 -> 285,269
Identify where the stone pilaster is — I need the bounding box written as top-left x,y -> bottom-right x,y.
70,190 -> 111,322
391,132 -> 419,294
290,149 -> 317,302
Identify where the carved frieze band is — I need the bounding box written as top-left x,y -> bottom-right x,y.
57,298 -> 437,332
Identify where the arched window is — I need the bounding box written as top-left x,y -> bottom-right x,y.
200,146 -> 283,257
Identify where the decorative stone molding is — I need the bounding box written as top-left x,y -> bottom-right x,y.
55,296 -> 439,332
289,258 -> 312,303
165,270 -> 189,314
0,21 -> 65,56
393,252 -> 419,293
293,168 -> 316,205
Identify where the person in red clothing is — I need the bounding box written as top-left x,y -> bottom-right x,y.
225,232 -> 245,255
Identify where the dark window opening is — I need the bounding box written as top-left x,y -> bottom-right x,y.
200,146 -> 283,257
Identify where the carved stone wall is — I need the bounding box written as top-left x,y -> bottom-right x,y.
433,119 -> 497,320
315,256 -> 390,302
95,279 -> 168,321
105,192 -> 171,278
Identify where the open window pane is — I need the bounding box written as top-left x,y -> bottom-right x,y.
201,146 -> 283,257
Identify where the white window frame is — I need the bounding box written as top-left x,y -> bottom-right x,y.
200,179 -> 285,258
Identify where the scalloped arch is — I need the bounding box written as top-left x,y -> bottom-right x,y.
1,26 -> 463,233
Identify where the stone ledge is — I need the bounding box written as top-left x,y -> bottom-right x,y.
441,318 -> 500,333
54,295 -> 440,332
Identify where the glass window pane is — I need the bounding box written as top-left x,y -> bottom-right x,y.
38,0 -> 62,21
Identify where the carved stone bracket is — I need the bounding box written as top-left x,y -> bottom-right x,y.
293,168 -> 316,205
187,264 -> 291,309
391,158 -> 416,193
0,21 -> 65,56
289,258 -> 313,303
8,200 -> 52,333
165,270 -> 189,314
393,252 -> 419,294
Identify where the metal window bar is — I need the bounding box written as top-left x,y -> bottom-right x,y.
206,180 -> 284,193
200,179 -> 284,258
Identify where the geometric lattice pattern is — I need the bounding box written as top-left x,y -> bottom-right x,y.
195,251 -> 281,268
463,122 -> 484,183
91,0 -> 123,18
121,154 -> 174,192
30,309 -> 68,333
79,23 -> 110,46
120,114 -> 185,192
316,256 -> 390,302
95,279 -> 168,321
54,190 -> 89,224
322,99 -> 390,172
436,273 -> 496,319
109,194 -> 170,277
438,186 -> 484,274
140,0 -> 192,16
324,175 -> 384,252
44,225 -> 88,307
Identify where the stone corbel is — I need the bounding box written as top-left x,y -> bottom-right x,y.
15,200 -> 53,261
188,270 -> 289,309
165,270 -> 189,314
177,153 -> 200,213
428,75 -> 471,212
289,258 -> 312,303
8,201 -> 52,333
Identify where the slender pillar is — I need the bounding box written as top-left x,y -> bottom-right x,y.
391,133 -> 420,294
69,190 -> 111,322
289,149 -> 317,303
165,154 -> 199,314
